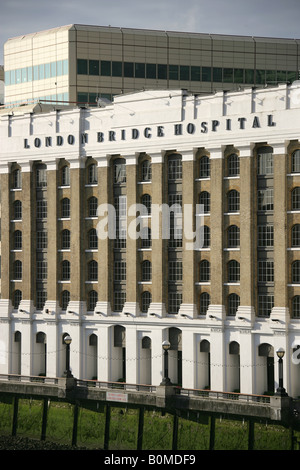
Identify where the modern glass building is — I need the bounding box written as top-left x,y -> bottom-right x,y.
3,24 -> 300,106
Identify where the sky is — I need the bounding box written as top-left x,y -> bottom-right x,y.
1,0 -> 300,64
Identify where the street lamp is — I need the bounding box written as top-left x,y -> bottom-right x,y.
64,334 -> 73,378
160,340 -> 172,386
275,347 -> 288,396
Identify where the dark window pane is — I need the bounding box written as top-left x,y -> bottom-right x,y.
180,65 -> 190,81
287,71 -> 297,83
101,61 -> 111,76
256,70 -> 265,85
213,67 -> 222,82
89,60 -> 99,76
234,68 -> 244,83
169,65 -> 178,80
112,61 -> 122,77
202,67 -> 211,82
245,69 -> 254,83
124,62 -> 134,77
135,62 -> 145,78
77,93 -> 88,104
223,68 -> 233,83
266,70 -> 276,84
191,66 -> 200,81
158,64 -> 167,80
146,63 -> 156,79
77,59 -> 88,75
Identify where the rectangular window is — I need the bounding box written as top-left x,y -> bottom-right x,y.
158,64 -> 167,80
36,261 -> 47,280
36,200 -> 47,219
36,291 -> 47,310
146,63 -> 156,79
114,261 -> 126,281
27,66 -> 32,82
10,70 -> 15,85
202,67 -> 211,82
33,65 -> 39,81
39,64 -> 44,80
16,69 -> 21,84
63,59 -> 68,75
234,68 -> 244,83
101,60 -> 111,76
124,62 -> 134,77
168,292 -> 182,314
258,294 -> 274,317
258,260 -> 274,282
21,68 -> 27,83
50,62 -> 56,77
223,68 -> 233,83
112,61 -> 122,77
258,225 -> 274,247
257,152 -> 273,175
57,60 -> 63,76
36,231 -> 48,249
168,159 -> 182,180
180,65 -> 189,81
36,167 -> 47,187
44,63 -> 50,79
258,188 -> 273,211
5,71 -> 10,85
191,66 -> 200,81
256,70 -> 265,85
168,261 -> 183,282
77,59 -> 88,75
88,60 -> 99,76
245,69 -> 254,84
135,63 -> 145,78
169,65 -> 178,81
114,291 -> 126,312
213,67 -> 222,82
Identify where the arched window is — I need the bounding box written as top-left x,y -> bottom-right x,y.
13,200 -> 22,220
200,292 -> 210,315
292,224 -> 300,247
199,191 -> 210,213
292,149 -> 300,173
88,260 -> 98,281
61,290 -> 70,310
14,230 -> 22,250
227,190 -> 240,212
88,228 -> 98,249
228,260 -> 240,283
13,290 -> 22,309
61,229 -> 70,249
292,187 -> 300,210
88,290 -> 98,311
142,260 -> 152,282
141,159 -> 152,181
141,194 -> 151,214
141,291 -> 152,313
199,260 -> 210,282
61,260 -> 70,280
227,225 -> 240,248
199,156 -> 210,178
227,153 -> 240,176
228,293 -> 240,316
12,168 -> 22,189
292,261 -> 300,283
61,165 -> 70,186
292,296 -> 300,318
61,198 -> 70,218
13,260 -> 22,280
88,196 -> 98,217
87,163 -> 98,184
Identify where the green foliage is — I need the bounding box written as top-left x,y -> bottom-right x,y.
0,398 -> 295,450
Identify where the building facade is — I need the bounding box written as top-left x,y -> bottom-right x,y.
1,84 -> 300,396
3,24 -> 300,106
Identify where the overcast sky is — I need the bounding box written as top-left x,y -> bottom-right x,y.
1,0 -> 300,64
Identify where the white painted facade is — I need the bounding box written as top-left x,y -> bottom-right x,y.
0,84 -> 300,396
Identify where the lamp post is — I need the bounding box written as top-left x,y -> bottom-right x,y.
275,347 -> 288,396
64,335 -> 73,378
160,340 -> 172,386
